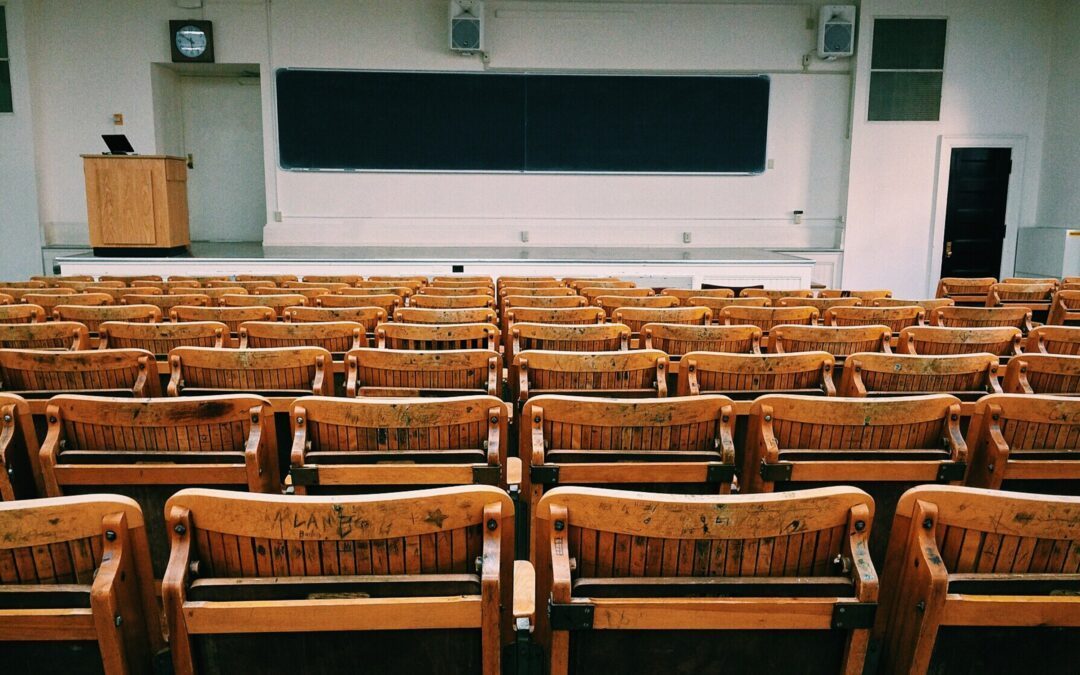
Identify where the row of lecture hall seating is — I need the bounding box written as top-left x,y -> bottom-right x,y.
0,273 -> 1077,674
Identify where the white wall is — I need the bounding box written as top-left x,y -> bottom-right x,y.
0,0 -> 43,277
1037,0 -> 1080,229
843,0 -> 1056,297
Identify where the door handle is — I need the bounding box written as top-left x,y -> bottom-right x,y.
945,241 -> 952,258
187,153 -> 194,170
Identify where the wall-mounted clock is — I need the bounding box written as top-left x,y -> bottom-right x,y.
170,20 -> 214,63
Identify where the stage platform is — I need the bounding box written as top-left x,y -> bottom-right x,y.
58,243 -> 815,288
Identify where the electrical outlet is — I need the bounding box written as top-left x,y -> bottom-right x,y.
273,211 -> 283,222
520,231 -> 529,243
683,232 -> 692,244
767,159 -> 775,170
112,113 -> 124,126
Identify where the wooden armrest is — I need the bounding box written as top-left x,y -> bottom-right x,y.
514,560 -> 536,626
506,457 -> 522,487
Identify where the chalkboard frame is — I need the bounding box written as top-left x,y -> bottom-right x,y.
275,68 -> 771,176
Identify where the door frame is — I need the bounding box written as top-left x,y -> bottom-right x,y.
927,134 -> 1026,294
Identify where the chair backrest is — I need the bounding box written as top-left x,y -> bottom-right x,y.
0,292 -> 11,305
0,348 -> 160,397
511,322 -> 630,357
877,485 -> 1080,675
818,289 -> 893,300
57,280 -> 126,292
3,286 -> 76,302
824,305 -> 924,332
318,293 -> 401,315
677,351 -> 835,398
0,280 -> 47,289
0,393 -> 39,499
533,485 -> 877,674
418,285 -> 494,297
687,296 -> 771,321
499,284 -> 573,298
372,319 -> 498,351
168,346 -> 333,397
935,277 -> 996,302
239,320 -> 364,353
1026,325 -> 1080,355
872,297 -> 955,311
363,276 -> 426,291
349,283 -> 416,298
53,304 -> 162,333
410,294 -> 495,309
301,274 -> 362,285
393,307 -> 498,325
660,288 -> 734,304
642,323 -> 762,356
432,275 -> 492,284
283,281 -> 352,291
133,279 -> 201,291
1002,353 -> 1080,394
86,285 -> 164,303
934,305 -> 1033,332
777,296 -> 862,311
40,394 -> 279,573
171,305 -> 275,333
256,286 -> 330,302
504,306 -> 604,326
346,348 -> 500,397
0,321 -> 90,350
236,274 -> 298,284
24,293 -> 112,313
999,277 -> 1059,286
720,306 -> 819,332
588,290 -> 660,310
567,279 -> 634,291
99,321 -> 227,355
611,306 -> 711,334
0,494 -> 162,670
284,305 -> 386,331
99,274 -> 162,283
769,324 -> 892,356
741,288 -> 813,300
33,274 -> 95,286
163,485 -> 513,674
512,350 -> 668,405
223,293 -> 307,317
189,287 -> 248,300
126,293 -> 211,311
965,394 -> 1080,490
840,352 -> 1001,399
290,395 -> 508,493
897,325 -> 1022,357
0,304 -> 46,324
987,281 -> 1056,309
1048,289 -> 1080,325
503,295 -> 587,313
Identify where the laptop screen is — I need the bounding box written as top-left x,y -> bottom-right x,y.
102,134 -> 135,155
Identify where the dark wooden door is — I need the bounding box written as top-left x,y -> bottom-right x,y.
940,147 -> 1011,277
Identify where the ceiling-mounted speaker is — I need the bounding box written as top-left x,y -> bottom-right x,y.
818,5 -> 856,59
450,0 -> 484,53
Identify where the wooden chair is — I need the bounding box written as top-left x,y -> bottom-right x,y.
205,279 -> 276,291
350,283 -> 417,298
236,274 -> 298,284
0,292 -> 11,305
986,282 -> 1056,314
165,276 -> 230,284
24,293 -> 113,314
512,350 -> 668,407
935,277 -> 996,304
53,304 -> 162,334
1048,289 -> 1080,325
168,346 -> 333,397
285,305 -> 386,334
289,395 -> 508,493
411,294 -> 495,310
1025,325 -> 1080,355
184,287 -> 248,301
934,305 -> 1034,332
824,306 -> 924,332
239,320 -> 364,354
255,286 -> 330,302
301,274 -> 362,285
533,486 -> 878,675
503,295 -> 587,313
318,293 -> 401,316
744,394 -> 965,564
778,296 -> 862,312
56,280 -> 126,292
347,348 -> 499,397
86,285 -> 164,303
818,289 -> 893,300
1001,277 -> 1059,286
32,275 -> 96,286
872,297 -> 955,312
503,307 -> 605,355
0,322 -> 90,350
171,305 -> 275,334
0,393 -> 40,500
770,324 -> 891,358
283,280 -> 352,292
720,306 -> 819,333
222,293 -> 307,318
394,307 -> 498,325
364,276 -> 427,290
567,279 -> 634,291
511,323 -> 630,358
688,296 -> 771,322
741,288 -> 813,301
164,485 -> 512,675
1002,353 -> 1080,395
419,286 -> 494,297
498,286 -> 577,311
520,395 -> 737,551
875,486 -> 1080,674
131,279 -> 201,291
583,288 -> 655,305
0,280 -> 47,289
3,287 -> 76,303
40,395 -> 280,576
897,325 -> 1022,357
0,494 -> 163,673
99,321 -> 227,356
98,274 -> 162,284
611,306 -> 710,335
677,352 -> 836,399
125,293 -> 211,313
0,349 -> 161,398
642,323 -> 762,356
839,353 -> 1001,400
497,279 -> 565,292
377,322 -> 500,352
432,275 -> 491,284
659,288 -> 734,305
0,304 -> 47,324
965,394 -> 1080,491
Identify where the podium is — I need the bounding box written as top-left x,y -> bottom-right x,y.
82,155 -> 191,256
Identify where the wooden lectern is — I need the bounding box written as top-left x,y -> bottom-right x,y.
82,155 -> 191,255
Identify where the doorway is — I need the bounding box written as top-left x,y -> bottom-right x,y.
180,72 -> 265,242
939,147 -> 1012,278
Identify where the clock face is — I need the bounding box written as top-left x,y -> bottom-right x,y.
175,25 -> 208,58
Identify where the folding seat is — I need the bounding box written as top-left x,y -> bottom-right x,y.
777,296 -> 862,312
98,321 -> 228,356
512,350 -> 668,407
659,287 -> 734,305
350,282 -> 418,298
222,293 -> 307,318
239,320 -> 365,354
642,323 -> 762,357
282,280 -> 353,292
986,281 -> 1056,314
318,293 -> 402,317
419,285 -> 494,297
346,348 -> 500,397
0,321 -> 90,350
610,306 -> 709,336
235,274 -> 299,284
300,274 -> 362,285
255,285 -> 330,302
823,305 -> 924,332
839,353 -> 1000,400
1047,289 -> 1080,325
184,286 -> 248,301
510,323 -> 629,360
740,288 -> 813,301
584,288 -> 657,307
53,303 -> 161,334
205,279 -> 276,291
24,293 -> 113,315
167,346 -> 333,397
0,393 -> 39,499
872,297 -> 955,312
676,351 -> 836,398
935,276 -> 996,305
98,274 -> 163,284
720,305 -> 818,333
171,305 -> 275,335
769,324 -> 891,362
284,306 -> 386,336
0,349 -> 160,398
934,305 -> 1033,332
125,293 -> 211,313
897,325 -> 1022,357
411,294 -> 495,310
687,295 -> 770,322
1002,353 -> 1080,394
394,307 -> 498,325
377,322 -> 500,352
817,289 -> 893,300
1025,325 -> 1080,355
3,287 -> 75,303
84,285 -> 164,303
